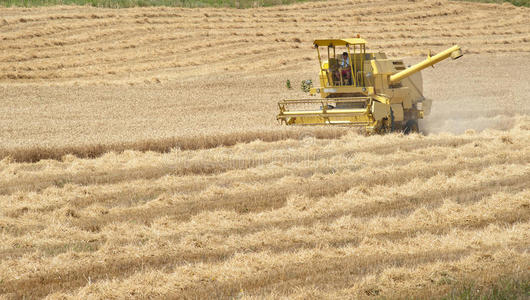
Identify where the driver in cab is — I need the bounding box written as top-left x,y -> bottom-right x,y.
339,52 -> 352,84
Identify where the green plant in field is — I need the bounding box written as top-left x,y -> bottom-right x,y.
301,79 -> 312,92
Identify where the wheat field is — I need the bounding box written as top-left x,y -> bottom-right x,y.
1,0 -> 530,298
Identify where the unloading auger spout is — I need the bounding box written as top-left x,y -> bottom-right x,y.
389,45 -> 463,83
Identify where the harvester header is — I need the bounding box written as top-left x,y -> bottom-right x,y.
277,38 -> 463,134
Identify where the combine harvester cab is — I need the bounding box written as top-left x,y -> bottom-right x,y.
277,38 -> 463,134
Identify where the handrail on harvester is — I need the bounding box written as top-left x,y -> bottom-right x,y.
389,45 -> 463,83
277,97 -> 372,120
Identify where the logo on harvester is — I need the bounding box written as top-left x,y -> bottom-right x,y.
286,132 -> 318,165
287,131 -> 316,153
298,132 -> 316,148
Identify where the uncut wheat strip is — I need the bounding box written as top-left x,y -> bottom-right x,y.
0,148 -> 330,195
46,223 -> 529,299
2,161 -> 526,261
0,129 -> 520,223
0,119 -> 520,199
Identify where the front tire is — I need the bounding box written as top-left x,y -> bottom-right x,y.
403,119 -> 419,134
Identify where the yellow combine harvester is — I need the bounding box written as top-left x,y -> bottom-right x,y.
277,38 -> 463,133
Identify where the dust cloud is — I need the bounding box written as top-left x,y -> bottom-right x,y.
420,101 -> 528,134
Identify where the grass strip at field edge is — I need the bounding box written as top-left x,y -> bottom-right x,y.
0,0 -> 324,9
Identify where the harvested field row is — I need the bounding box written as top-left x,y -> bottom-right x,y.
0,0 -> 529,83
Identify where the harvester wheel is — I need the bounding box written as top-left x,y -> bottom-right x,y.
379,118 -> 392,134
403,119 -> 419,134
388,107 -> 395,133
389,107 -> 402,133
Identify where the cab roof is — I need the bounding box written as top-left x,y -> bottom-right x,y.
313,38 -> 367,47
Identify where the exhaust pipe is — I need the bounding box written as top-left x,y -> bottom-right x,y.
451,48 -> 463,60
